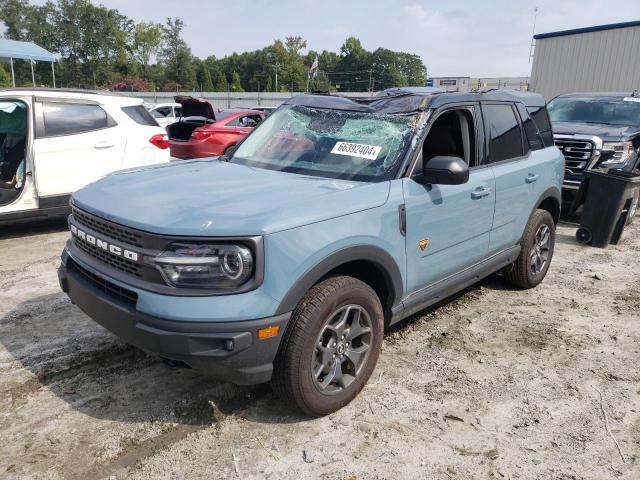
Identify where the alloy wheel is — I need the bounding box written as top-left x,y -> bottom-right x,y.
530,224 -> 551,275
311,305 -> 373,395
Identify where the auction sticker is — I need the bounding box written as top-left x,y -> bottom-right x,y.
331,141 -> 382,160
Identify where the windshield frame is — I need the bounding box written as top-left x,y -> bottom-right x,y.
228,105 -> 420,182
547,95 -> 640,128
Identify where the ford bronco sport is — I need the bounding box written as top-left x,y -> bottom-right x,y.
58,87 -> 563,416
547,92 -> 640,215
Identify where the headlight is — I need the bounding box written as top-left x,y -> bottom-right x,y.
150,243 -> 254,289
600,141 -> 636,167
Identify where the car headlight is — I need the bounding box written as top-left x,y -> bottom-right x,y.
150,242 -> 254,289
600,141 -> 636,167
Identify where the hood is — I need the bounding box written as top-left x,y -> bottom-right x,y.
72,160 -> 390,236
174,95 -> 215,120
552,121 -> 640,142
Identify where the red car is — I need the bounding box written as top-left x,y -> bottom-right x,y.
167,96 -> 265,159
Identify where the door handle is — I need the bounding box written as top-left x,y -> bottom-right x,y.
471,186 -> 491,199
94,141 -> 115,149
525,173 -> 540,183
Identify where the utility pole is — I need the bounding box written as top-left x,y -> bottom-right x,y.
273,62 -> 280,92
529,7 -> 539,63
368,69 -> 372,93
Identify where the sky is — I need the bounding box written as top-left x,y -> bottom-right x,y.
25,0 -> 640,77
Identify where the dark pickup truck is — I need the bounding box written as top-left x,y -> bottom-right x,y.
547,92 -> 640,214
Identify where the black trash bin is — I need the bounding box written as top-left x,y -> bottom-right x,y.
575,169 -> 640,247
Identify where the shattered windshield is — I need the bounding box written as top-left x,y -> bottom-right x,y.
230,105 -> 417,181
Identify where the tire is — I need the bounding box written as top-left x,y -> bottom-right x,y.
576,227 -> 592,244
223,145 -> 236,157
504,209 -> 555,289
271,276 -> 384,416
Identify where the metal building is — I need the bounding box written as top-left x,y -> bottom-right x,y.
530,20 -> 640,100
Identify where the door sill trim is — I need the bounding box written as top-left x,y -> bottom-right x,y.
391,245 -> 521,324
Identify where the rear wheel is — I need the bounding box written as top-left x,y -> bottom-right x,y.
223,145 -> 237,157
504,209 -> 555,289
271,276 -> 384,416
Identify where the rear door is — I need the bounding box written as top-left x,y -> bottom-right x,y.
482,102 -> 539,252
32,100 -> 125,201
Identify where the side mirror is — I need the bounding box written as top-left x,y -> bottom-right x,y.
414,155 -> 469,185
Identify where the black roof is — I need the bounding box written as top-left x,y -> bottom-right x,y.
534,20 -> 640,40
283,87 -> 545,114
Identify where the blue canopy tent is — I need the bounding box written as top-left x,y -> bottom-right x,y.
0,39 -> 56,88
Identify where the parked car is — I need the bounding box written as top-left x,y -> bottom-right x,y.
0,88 -> 170,224
58,88 -> 563,416
146,102 -> 182,128
167,96 -> 265,159
547,92 -> 640,215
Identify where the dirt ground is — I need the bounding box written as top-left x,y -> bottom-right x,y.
1,218 -> 639,480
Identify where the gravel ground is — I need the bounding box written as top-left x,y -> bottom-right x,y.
1,218 -> 639,480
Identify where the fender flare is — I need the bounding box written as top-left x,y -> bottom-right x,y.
274,245 -> 404,315
520,186 -> 561,243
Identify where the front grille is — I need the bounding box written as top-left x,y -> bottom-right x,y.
554,138 -> 594,174
72,207 -> 144,248
73,235 -> 142,277
70,259 -> 138,307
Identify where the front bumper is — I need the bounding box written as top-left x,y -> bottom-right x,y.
58,254 -> 289,385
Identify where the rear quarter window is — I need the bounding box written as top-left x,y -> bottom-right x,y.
122,105 -> 159,126
527,106 -> 554,147
41,102 -> 115,137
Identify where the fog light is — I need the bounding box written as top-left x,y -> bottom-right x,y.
257,325 -> 280,340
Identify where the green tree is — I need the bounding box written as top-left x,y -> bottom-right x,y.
201,66 -> 214,91
131,22 -> 162,79
230,71 -> 244,92
0,65 -> 11,87
335,37 -> 371,92
159,17 -> 195,90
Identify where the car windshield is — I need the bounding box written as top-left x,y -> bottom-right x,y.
547,96 -> 640,127
230,105 -> 417,181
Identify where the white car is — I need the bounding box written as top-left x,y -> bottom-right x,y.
0,89 -> 170,224
146,102 -> 182,128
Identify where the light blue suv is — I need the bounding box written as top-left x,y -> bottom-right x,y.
58,88 -> 563,415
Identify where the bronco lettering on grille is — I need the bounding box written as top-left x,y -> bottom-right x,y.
70,224 -> 140,262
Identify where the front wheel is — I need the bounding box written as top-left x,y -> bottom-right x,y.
504,209 -> 556,289
271,276 -> 384,416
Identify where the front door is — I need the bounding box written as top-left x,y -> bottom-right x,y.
32,100 -> 125,202
403,105 -> 496,295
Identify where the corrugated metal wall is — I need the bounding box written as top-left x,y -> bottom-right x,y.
530,25 -> 640,100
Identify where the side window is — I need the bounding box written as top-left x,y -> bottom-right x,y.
174,107 -> 182,117
225,116 -> 241,127
419,107 -> 477,170
515,103 -> 540,151
152,107 -> 171,118
41,102 -> 114,137
527,106 -> 554,147
122,106 -> 158,126
483,104 -> 524,163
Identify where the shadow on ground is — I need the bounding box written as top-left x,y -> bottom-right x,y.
0,217 -> 68,240
0,293 -> 306,427
1,245 -> 537,428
